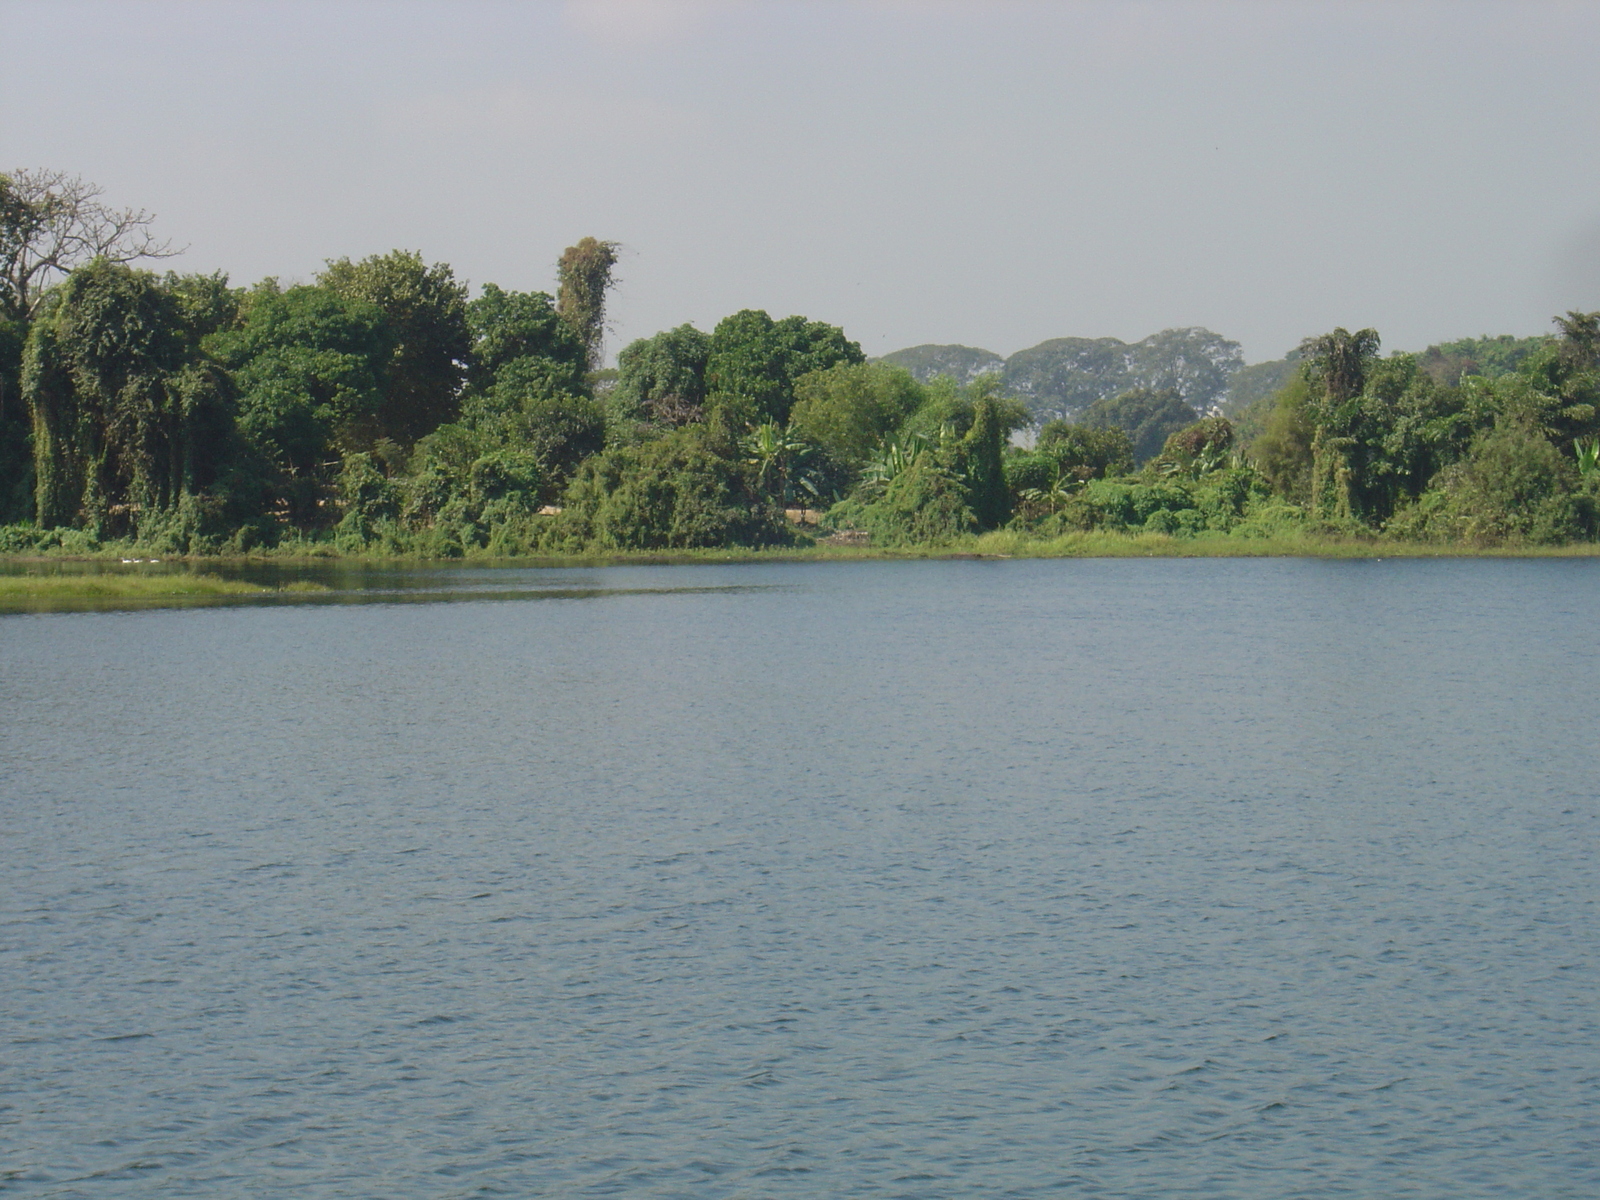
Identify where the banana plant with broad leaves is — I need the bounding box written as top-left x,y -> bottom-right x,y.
860,434 -> 926,492
741,421 -> 817,507
860,424 -> 962,495
1158,439 -> 1231,480
1575,435 -> 1600,478
1018,466 -> 1081,518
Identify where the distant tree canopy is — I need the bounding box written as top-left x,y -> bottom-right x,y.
1221,353 -> 1300,417
876,344 -> 1004,386
1001,328 -> 1243,422
875,327 -> 1246,426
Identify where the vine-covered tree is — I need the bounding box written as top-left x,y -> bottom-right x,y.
555,237 -> 619,373
23,260 -> 235,534
0,312 -> 28,521
613,323 -> 712,429
1298,327 -> 1381,519
961,388 -> 1011,529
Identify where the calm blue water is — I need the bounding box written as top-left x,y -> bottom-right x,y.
2,558 -> 1597,1198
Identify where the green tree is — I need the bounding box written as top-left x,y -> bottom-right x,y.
1420,333 -> 1549,386
318,250 -> 470,446
789,361 -> 925,468
1081,387 -> 1199,464
740,420 -> 816,507
207,283 -> 394,521
1005,452 -> 1076,519
466,356 -> 605,498
1222,352 -> 1301,420
555,237 -> 620,373
1148,416 -> 1235,481
1301,327 -> 1381,405
1034,420 -> 1134,480
706,309 -> 864,425
1554,310 -> 1600,373
467,283 -> 585,393
1389,426 -> 1588,545
1250,377 -> 1316,503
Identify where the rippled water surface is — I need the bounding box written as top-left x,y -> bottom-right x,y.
3,558 -> 1597,1197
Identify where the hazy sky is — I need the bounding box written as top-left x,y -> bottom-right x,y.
3,0 -> 1598,363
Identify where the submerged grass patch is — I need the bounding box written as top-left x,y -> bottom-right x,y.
0,571 -> 328,611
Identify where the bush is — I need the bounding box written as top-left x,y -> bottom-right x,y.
1034,421 -> 1134,479
1385,426 -> 1591,544
550,425 -> 796,550
1003,452 -> 1059,496
826,458 -> 977,546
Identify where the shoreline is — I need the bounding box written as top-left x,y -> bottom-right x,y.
5,535 -> 1596,613
5,532 -> 1600,572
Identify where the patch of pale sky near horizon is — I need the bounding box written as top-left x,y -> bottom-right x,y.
1,0 -> 1598,363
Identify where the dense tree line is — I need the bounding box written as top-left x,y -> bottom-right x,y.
3,170 -> 1598,555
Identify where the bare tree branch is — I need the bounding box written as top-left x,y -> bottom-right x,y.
0,168 -> 183,321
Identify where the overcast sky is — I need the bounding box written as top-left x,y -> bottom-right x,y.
3,0 -> 1598,363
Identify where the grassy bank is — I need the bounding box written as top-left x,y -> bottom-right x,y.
965,529 -> 1600,558
6,528 -> 1600,573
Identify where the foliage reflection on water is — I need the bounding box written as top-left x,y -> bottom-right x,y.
0,559 -> 782,613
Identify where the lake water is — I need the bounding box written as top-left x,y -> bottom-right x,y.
2,558 -> 1597,1198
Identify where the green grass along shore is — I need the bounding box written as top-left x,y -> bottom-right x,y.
6,527 -> 1599,578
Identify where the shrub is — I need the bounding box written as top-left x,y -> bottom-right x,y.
551,425 -> 795,550
826,458 -> 976,546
